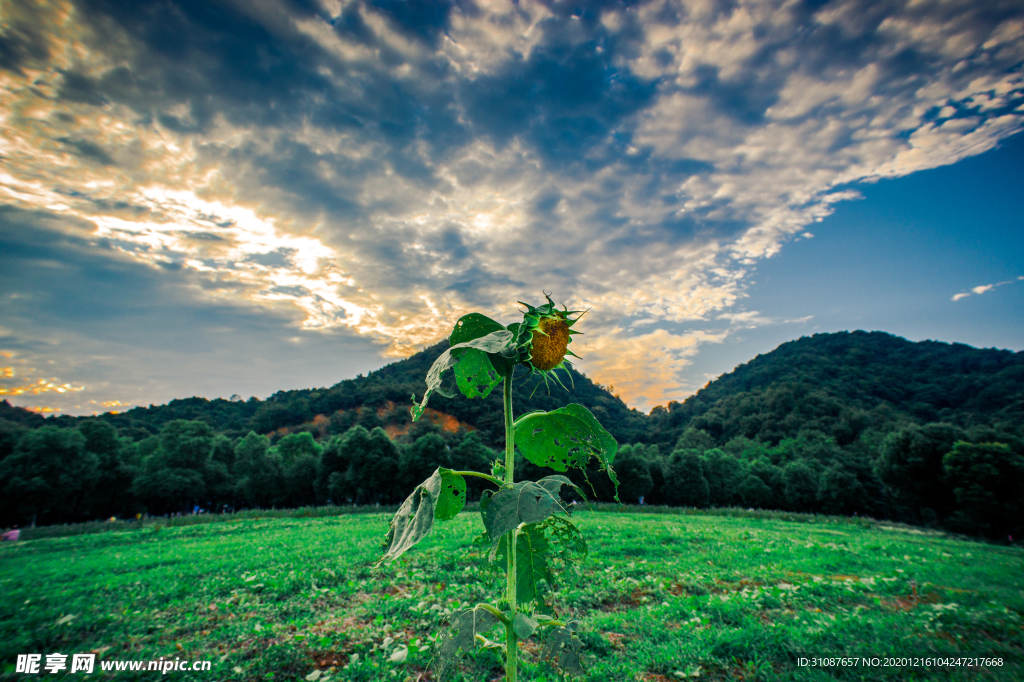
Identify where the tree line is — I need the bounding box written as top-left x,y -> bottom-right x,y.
574,425 -> 1023,538
0,417 -> 501,525
1,414 -> 1020,539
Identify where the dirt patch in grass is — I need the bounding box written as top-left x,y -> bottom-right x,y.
668,581 -> 707,596
599,586 -> 656,611
603,631 -> 628,650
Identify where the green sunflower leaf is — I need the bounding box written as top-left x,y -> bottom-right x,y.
513,404 -> 619,500
483,480 -> 570,554
376,467 -> 466,565
538,515 -> 588,565
449,313 -> 505,346
453,348 -> 503,399
450,312 -> 517,380
412,329 -> 513,420
495,522 -> 554,606
513,612 -> 540,640
436,468 -> 467,520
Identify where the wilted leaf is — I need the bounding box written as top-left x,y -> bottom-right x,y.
305,670 -> 321,681
389,645 -> 408,664
377,468 -> 465,565
434,607 -> 500,679
513,612 -> 539,639
413,330 -> 513,420
542,619 -> 585,676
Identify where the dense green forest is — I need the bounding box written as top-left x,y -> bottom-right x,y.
1,331 -> 1021,538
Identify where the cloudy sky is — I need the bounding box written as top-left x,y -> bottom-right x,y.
1,0 -> 1022,416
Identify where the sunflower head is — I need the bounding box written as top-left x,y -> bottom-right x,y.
516,294 -> 585,382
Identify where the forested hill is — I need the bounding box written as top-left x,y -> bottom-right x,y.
645,330 -> 1024,449
2,342 -> 647,448
2,330 -> 1022,450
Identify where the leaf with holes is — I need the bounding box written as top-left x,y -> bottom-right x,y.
435,468 -> 467,520
412,330 -> 514,420
453,348 -> 503,399
484,481 -> 569,555
514,404 -> 619,500
538,515 -> 588,566
449,312 -> 505,346
376,468 -> 466,564
433,606 -> 500,680
450,313 -> 517,380
542,619 -> 585,676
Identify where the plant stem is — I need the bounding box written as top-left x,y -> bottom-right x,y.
451,470 -> 504,486
502,374 -> 518,682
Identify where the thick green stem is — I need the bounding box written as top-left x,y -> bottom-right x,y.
503,373 -> 514,486
502,375 -> 518,682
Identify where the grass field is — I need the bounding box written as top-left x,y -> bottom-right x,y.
1,509 -> 1021,681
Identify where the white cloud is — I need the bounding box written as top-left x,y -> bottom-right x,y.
1,0 -> 1022,408
953,277 -> 1023,302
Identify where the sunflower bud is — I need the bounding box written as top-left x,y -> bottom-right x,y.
517,294 -> 586,384
530,315 -> 570,371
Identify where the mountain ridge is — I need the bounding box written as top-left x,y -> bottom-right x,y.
3,330 -> 1022,449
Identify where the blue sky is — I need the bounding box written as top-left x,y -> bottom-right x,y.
680,131 -> 1024,392
1,0 -> 1022,415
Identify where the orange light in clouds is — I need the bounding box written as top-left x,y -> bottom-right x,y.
0,378 -> 85,395
25,406 -> 62,413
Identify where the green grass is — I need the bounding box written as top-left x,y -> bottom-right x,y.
1,510 -> 1021,681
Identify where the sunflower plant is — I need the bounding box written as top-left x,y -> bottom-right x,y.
376,294 -> 619,681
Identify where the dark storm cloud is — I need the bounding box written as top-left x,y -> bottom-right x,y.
57,137 -> 116,165
0,0 -> 51,76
